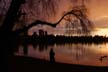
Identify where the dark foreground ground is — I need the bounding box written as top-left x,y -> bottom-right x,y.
8,55 -> 108,72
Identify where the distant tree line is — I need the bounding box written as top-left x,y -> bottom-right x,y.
18,35 -> 108,45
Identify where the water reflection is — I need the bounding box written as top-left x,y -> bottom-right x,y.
14,43 -> 108,66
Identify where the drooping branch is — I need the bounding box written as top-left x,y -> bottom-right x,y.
27,0 -> 59,19
15,7 -> 93,35
13,0 -> 93,35
13,0 -> 59,30
27,20 -> 56,29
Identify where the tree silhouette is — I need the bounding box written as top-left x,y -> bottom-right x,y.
0,0 -> 26,56
13,0 -> 60,32
17,0 -> 93,35
18,7 -> 93,35
0,0 -> 93,56
0,0 -> 60,56
25,0 -> 59,21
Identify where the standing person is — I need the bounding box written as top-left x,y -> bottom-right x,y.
49,48 -> 55,63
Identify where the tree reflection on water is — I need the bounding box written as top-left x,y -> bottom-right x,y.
14,42 -> 108,66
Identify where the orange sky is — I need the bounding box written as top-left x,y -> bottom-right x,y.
87,0 -> 108,28
58,0 -> 108,28
31,0 -> 108,28
0,0 -> 108,27
1,0 -> 107,35
2,0 -> 106,28
28,0 -> 108,35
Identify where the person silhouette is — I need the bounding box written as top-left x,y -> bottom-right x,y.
49,48 -> 55,63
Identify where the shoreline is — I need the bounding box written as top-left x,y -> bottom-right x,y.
8,55 -> 108,72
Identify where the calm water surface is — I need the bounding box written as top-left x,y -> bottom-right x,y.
14,43 -> 108,66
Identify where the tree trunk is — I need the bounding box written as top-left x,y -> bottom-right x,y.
0,0 -> 25,56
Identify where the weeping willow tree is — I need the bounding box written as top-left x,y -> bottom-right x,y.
23,0 -> 93,35
0,0 -> 59,55
0,0 -> 59,31
0,0 -> 94,57
27,0 -> 58,16
13,0 -> 59,31
64,0 -> 93,35
25,0 -> 59,21
1,0 -> 93,34
3,0 -> 93,36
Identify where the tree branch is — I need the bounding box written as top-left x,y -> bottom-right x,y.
15,8 -> 93,35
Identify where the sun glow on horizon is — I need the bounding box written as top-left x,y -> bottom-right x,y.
93,16 -> 108,21
91,28 -> 108,37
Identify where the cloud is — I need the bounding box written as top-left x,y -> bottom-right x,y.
94,17 -> 108,28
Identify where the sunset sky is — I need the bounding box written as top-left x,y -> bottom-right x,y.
87,0 -> 108,28
27,0 -> 108,36
0,0 -> 108,36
